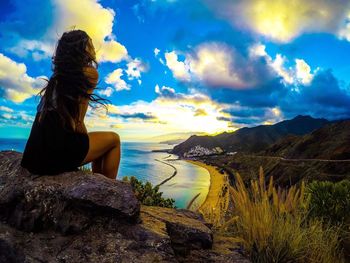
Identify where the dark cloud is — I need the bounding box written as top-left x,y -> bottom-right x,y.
210,69 -> 350,123
116,112 -> 157,120
280,70 -> 350,120
210,78 -> 286,107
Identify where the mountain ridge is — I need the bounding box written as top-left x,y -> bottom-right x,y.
263,120 -> 350,160
172,115 -> 330,157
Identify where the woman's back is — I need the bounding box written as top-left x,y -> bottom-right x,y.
21,106 -> 89,175
20,29 -> 120,179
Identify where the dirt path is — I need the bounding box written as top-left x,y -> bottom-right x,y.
250,155 -> 350,162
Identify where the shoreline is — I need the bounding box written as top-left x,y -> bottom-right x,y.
185,159 -> 230,225
154,158 -> 178,187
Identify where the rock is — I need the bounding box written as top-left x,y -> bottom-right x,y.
0,151 -> 250,262
0,151 -> 140,233
141,206 -> 213,256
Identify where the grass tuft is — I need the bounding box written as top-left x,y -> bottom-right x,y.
222,167 -> 344,263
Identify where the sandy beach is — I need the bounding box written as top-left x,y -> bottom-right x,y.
186,160 -> 230,226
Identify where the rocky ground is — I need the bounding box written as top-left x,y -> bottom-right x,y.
0,151 -> 250,263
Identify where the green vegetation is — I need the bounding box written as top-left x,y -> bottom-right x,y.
307,180 -> 350,225
78,165 -> 92,172
123,176 -> 175,208
219,168 -> 344,263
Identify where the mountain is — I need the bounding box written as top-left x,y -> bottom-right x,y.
172,115 -> 330,157
264,120 -> 350,160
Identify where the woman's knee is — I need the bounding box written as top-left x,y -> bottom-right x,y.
109,132 -> 120,147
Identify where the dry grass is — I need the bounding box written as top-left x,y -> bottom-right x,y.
221,167 -> 344,263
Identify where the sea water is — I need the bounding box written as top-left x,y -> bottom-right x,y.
0,138 -> 209,208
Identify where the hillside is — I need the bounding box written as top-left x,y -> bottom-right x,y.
172,115 -> 330,157
198,120 -> 350,186
264,120 -> 350,160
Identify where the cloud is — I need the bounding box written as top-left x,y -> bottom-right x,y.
280,70 -> 350,119
155,84 -> 176,96
0,53 -> 44,103
163,42 -> 275,89
338,13 -> 350,41
8,0 -> 128,63
249,43 -> 316,86
0,105 -> 35,127
154,48 -> 160,56
97,87 -> 114,97
164,51 -> 190,81
295,59 -> 313,85
114,112 -> 157,121
0,106 -> 14,113
85,86 -> 237,138
96,41 -> 128,63
126,58 -> 148,84
105,69 -> 130,92
194,108 -> 208,116
211,67 -> 350,122
204,0 -> 350,42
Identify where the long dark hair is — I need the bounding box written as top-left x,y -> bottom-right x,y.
37,29 -> 109,131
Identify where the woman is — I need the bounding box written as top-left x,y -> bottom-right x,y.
21,30 -> 120,180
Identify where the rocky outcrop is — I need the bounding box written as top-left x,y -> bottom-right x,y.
0,151 -> 249,263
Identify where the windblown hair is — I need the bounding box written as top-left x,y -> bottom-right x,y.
37,29 -> 108,131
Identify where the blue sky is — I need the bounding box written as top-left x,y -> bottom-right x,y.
0,0 -> 350,140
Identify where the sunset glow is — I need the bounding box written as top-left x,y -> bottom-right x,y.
1,0 -> 350,141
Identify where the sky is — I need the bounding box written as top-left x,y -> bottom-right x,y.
0,0 -> 350,141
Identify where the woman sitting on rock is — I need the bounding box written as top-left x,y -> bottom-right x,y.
21,30 -> 120,179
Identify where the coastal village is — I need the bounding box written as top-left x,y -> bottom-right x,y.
183,145 -> 234,158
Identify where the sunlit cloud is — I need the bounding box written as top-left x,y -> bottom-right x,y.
97,87 -> 114,97
126,58 -> 148,84
105,69 -> 130,92
163,42 -> 274,89
205,0 -> 350,42
0,53 -> 45,103
85,86 -> 239,140
164,51 -> 190,81
295,59 -> 314,85
249,43 -> 315,86
10,0 -> 128,63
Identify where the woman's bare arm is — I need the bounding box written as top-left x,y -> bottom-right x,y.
75,94 -> 91,134
75,67 -> 98,133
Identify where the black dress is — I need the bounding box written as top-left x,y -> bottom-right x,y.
21,100 -> 89,175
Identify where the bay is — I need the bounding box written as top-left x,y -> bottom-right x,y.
0,138 -> 209,208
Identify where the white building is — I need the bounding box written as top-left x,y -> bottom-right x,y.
184,145 -> 224,158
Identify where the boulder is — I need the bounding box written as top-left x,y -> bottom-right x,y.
0,151 -> 250,262
0,151 -> 140,233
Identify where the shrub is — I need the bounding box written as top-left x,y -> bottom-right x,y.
78,165 -> 92,172
123,176 -> 175,208
222,168 -> 344,263
307,180 -> 350,225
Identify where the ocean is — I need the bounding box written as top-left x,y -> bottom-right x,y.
0,138 -> 209,208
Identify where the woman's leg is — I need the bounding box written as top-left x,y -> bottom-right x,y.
81,131 -> 121,179
102,143 -> 121,180
92,156 -> 103,174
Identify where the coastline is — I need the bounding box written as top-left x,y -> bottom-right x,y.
185,160 -> 230,225
154,158 -> 177,187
